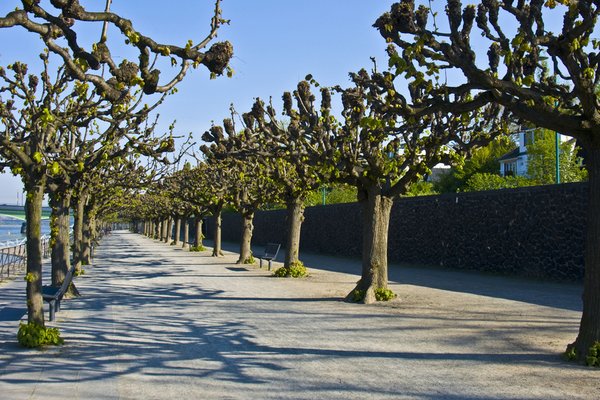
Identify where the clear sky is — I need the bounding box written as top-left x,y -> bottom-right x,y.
0,0 -> 396,205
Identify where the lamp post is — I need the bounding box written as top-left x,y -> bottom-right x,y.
554,99 -> 561,184
555,131 -> 561,184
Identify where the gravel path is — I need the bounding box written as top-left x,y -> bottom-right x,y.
0,231 -> 598,399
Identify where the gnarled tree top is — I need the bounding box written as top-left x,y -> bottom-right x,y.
0,0 -> 233,101
374,0 -> 599,142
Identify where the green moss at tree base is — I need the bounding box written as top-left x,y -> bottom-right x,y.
189,245 -> 205,252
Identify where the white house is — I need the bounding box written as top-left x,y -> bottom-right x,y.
426,163 -> 452,182
498,129 -> 569,177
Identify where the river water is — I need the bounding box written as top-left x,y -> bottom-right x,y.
0,217 -> 50,246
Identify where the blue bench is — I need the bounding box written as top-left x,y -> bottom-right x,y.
42,265 -> 76,321
258,243 -> 281,271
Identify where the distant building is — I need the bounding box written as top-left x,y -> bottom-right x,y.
498,129 -> 570,177
425,163 -> 452,182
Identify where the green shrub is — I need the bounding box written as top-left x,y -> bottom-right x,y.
464,173 -> 534,192
273,261 -> 307,278
189,245 -> 205,252
17,322 -> 64,348
74,269 -> 85,277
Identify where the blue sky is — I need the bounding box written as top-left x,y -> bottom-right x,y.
0,1 -> 395,204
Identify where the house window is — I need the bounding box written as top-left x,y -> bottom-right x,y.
524,130 -> 535,146
503,161 -> 517,176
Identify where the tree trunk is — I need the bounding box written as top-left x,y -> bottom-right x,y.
284,197 -> 305,268
182,216 -> 189,249
173,217 -> 181,245
81,208 -> 92,266
193,215 -> 204,248
572,145 -> 600,360
154,220 -> 160,239
346,186 -> 393,304
24,176 -> 46,326
50,190 -> 80,297
73,191 -> 86,274
237,211 -> 255,264
164,218 -> 172,243
50,190 -> 70,286
212,205 -> 224,257
89,214 -> 97,259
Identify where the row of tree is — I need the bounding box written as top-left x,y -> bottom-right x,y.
0,1 -> 233,336
128,0 -> 600,363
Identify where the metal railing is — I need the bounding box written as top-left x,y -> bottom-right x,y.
0,235 -> 51,282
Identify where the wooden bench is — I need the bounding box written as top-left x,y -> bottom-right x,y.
258,243 -> 281,271
42,265 -> 76,321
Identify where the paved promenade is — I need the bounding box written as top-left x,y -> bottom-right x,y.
0,231 -> 598,399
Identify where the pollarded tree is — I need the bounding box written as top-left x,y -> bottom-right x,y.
136,191 -> 161,239
48,78 -> 177,282
375,0 -> 600,360
228,162 -> 278,264
0,56 -> 176,296
169,197 -> 190,246
163,164 -> 208,250
0,1 -> 233,102
177,161 -> 230,257
140,181 -> 176,242
77,156 -> 164,262
202,132 -> 281,264
0,0 -> 232,330
0,61 -> 61,326
201,95 -> 330,270
162,169 -> 196,247
308,72 -> 507,303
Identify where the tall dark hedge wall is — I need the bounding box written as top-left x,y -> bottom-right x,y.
205,183 -> 587,281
